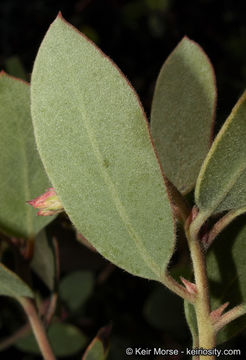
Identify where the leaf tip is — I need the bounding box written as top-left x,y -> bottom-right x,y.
57,10 -> 64,20
97,322 -> 112,348
237,89 -> 246,107
181,35 -> 192,42
0,69 -> 29,86
53,11 -> 66,28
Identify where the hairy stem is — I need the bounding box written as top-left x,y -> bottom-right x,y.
186,211 -> 216,360
17,297 -> 56,360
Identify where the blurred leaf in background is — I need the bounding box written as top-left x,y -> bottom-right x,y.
15,322 -> 87,357
59,270 -> 94,312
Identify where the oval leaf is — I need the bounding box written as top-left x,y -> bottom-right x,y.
31,15 -> 175,282
0,262 -> 33,298
59,270 -> 94,312
0,72 -> 54,239
151,37 -> 217,194
195,91 -> 246,216
16,322 -> 86,357
143,285 -> 188,339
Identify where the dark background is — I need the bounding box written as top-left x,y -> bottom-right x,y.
1,0 -> 246,125
0,0 -> 246,359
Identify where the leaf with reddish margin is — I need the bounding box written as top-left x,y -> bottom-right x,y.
31,14 -> 176,282
195,91 -> 246,217
82,324 -> 112,360
151,37 -> 217,194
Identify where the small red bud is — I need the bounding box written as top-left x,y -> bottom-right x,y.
27,188 -> 63,216
180,277 -> 197,295
210,302 -> 229,324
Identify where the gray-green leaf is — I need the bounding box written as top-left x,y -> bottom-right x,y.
31,15 -> 175,282
0,262 -> 33,298
0,72 -> 54,239
151,37 -> 217,194
195,91 -> 246,217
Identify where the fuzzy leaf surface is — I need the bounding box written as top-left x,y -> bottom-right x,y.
151,37 -> 216,194
0,262 -> 33,298
195,91 -> 246,216
31,15 -> 175,282
0,73 -> 54,239
207,214 -> 246,343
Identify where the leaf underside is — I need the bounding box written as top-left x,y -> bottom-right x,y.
0,73 -> 54,239
195,91 -> 246,217
151,37 -> 217,194
31,14 -> 175,282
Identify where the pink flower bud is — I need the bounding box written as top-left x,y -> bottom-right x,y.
180,276 -> 197,295
27,188 -> 63,216
210,302 -> 229,324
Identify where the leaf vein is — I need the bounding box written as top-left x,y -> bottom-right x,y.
78,101 -> 161,278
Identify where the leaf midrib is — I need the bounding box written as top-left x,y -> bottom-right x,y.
76,93 -> 162,279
